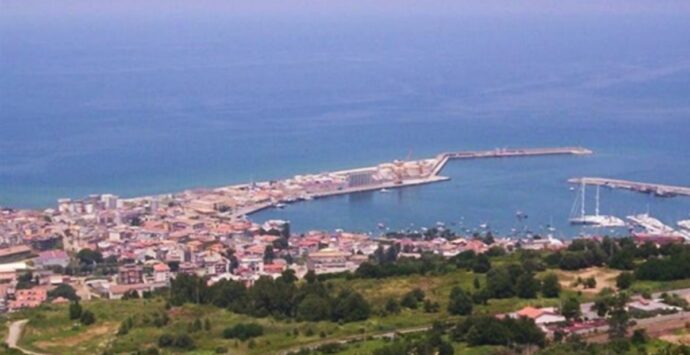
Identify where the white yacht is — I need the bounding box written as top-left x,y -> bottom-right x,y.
678,219 -> 690,232
569,182 -> 625,227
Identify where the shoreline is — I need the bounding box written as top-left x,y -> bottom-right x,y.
4,147 -> 592,225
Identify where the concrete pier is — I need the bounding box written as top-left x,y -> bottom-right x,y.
432,147 -> 592,176
568,177 -> 690,198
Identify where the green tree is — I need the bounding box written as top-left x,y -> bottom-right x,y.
583,277 -> 597,289
541,273 -> 561,298
80,310 -> 96,325
222,323 -> 264,341
332,291 -> 371,322
384,298 -> 401,315
263,245 -> 275,264
76,248 -> 103,265
423,299 -> 440,313
448,287 -> 473,315
631,329 -> 647,345
561,296 -> 581,321
472,254 -> 491,273
158,334 -> 174,347
608,293 -> 631,340
304,270 -> 317,284
516,272 -> 541,299
485,267 -> 515,298
48,283 -> 80,301
296,295 -> 331,321
279,269 -> 297,284
438,341 -> 454,355
616,272 -> 634,290
69,301 -> 82,320
173,334 -> 195,350
401,292 -> 419,309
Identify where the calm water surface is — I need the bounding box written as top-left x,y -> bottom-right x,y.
2,1 -> 690,234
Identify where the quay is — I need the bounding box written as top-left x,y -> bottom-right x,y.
237,147 -> 591,218
432,147 -> 592,176
121,146 -> 593,221
568,177 -> 690,198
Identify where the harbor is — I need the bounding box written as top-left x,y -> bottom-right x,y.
115,146 -> 594,221
235,146 -> 593,218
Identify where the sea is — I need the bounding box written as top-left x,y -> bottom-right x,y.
2,1 -> 690,236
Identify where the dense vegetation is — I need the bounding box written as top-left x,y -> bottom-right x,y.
16,234 -> 690,355
169,270 -> 371,323
452,315 -> 545,348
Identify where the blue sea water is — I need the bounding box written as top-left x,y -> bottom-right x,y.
1,1 -> 690,235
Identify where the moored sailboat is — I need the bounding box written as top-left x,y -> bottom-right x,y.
569,182 -> 625,227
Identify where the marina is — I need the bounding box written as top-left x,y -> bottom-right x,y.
569,182 -> 625,227
627,213 -> 690,241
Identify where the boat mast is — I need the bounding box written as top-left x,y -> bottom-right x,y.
595,185 -> 600,217
581,180 -> 586,219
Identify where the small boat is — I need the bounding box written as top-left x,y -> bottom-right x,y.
275,203 -> 286,209
380,188 -> 390,193
377,223 -> 386,229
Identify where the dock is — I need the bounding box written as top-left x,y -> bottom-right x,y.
568,177 -> 690,198
432,147 -> 592,176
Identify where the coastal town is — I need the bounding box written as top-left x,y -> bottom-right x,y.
0,151 -> 495,308
1,148 -> 690,353
3,187 -> 690,348
0,148 -> 588,307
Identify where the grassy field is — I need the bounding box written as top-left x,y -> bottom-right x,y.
321,337 -> 505,355
9,259 -> 690,354
7,263 -> 569,354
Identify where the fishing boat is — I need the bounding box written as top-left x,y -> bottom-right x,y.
569,181 -> 625,227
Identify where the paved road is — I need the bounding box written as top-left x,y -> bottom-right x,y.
5,319 -> 45,355
578,288 -> 690,338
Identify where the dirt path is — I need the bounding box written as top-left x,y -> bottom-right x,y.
277,325 -> 431,355
5,319 -> 46,355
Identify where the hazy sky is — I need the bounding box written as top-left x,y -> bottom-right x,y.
3,0 -> 690,20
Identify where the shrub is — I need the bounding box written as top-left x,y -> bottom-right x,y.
541,273 -> 561,298
158,334 -> 174,347
616,272 -> 634,290
448,287 -> 473,315
80,310 -> 96,325
222,323 -> 264,341
384,298 -> 400,314
173,334 -> 195,350
69,301 -> 82,320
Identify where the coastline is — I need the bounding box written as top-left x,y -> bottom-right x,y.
110,147 -> 591,222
